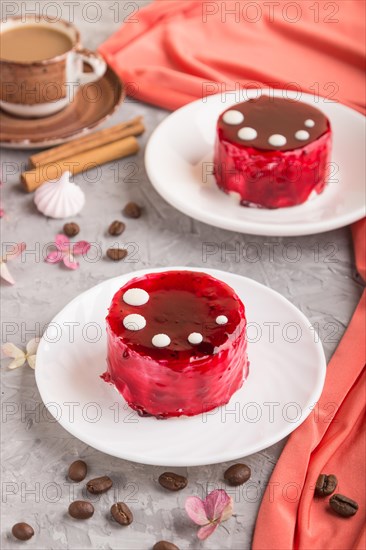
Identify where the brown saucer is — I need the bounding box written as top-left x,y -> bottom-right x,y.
0,65 -> 124,149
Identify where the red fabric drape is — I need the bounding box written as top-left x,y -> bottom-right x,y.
99,0 -> 365,114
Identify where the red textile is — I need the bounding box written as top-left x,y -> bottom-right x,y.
99,0 -> 365,113
253,287 -> 366,549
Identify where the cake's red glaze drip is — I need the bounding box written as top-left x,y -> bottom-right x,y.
213,96 -> 332,208
214,129 -> 332,208
104,271 -> 248,418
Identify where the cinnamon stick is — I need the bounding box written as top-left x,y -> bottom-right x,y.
29,116 -> 144,167
22,136 -> 139,192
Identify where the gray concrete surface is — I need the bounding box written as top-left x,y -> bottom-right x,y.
1,2 -> 363,549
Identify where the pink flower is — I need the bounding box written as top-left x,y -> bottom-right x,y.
185,489 -> 233,540
46,234 -> 90,270
0,242 -> 26,285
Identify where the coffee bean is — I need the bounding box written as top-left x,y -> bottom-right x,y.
224,463 -> 251,486
158,472 -> 188,491
68,500 -> 94,520
86,475 -> 113,494
12,523 -> 34,541
110,502 -> 133,525
330,494 -> 359,517
123,202 -> 142,219
153,541 -> 180,550
68,460 -> 87,482
63,222 -> 80,237
107,248 -> 128,261
315,474 -> 338,497
108,220 -> 126,236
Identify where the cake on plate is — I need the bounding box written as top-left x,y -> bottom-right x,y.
213,95 -> 332,208
103,270 -> 248,418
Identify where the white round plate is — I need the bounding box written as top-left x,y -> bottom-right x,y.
145,90 -> 365,236
36,267 -> 326,466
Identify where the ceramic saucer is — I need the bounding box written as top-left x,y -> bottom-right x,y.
35,267 -> 326,466
145,90 -> 365,236
0,65 -> 124,149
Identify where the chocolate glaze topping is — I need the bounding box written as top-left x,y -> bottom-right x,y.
218,95 -> 330,152
107,271 -> 244,361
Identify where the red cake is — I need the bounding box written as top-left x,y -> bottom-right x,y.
103,270 -> 248,418
214,95 -> 332,208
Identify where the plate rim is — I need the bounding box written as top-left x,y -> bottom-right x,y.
145,89 -> 365,237
35,267 -> 327,466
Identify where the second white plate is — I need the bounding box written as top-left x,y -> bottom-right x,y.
35,268 -> 326,466
145,89 -> 365,236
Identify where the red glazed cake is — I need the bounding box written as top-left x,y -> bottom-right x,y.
103,270 -> 248,418
213,95 -> 332,208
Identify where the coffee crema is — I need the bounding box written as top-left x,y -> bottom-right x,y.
0,25 -> 73,62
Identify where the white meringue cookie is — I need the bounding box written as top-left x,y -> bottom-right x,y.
34,171 -> 85,219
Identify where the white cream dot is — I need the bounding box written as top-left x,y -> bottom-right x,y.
123,288 -> 149,306
295,130 -> 310,141
223,109 -> 244,125
304,119 -> 315,128
123,314 -> 146,331
268,134 -> 287,147
238,127 -> 257,141
152,334 -> 171,348
216,315 -> 228,325
188,332 -> 203,345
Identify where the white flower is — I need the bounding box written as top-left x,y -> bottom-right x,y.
1,338 -> 39,370
0,242 -> 26,285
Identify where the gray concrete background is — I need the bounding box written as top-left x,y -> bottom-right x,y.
1,2 -> 363,549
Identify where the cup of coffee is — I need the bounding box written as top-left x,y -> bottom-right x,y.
0,16 -> 107,118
